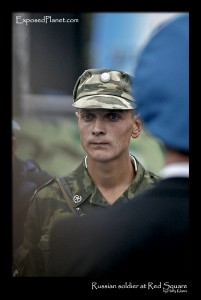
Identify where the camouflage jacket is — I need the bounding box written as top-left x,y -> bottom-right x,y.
14,155 -> 160,276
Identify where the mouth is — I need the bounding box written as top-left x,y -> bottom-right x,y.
90,142 -> 109,148
90,142 -> 108,145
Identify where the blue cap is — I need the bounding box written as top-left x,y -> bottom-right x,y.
134,14 -> 189,152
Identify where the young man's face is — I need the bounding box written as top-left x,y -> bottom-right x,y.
76,109 -> 141,163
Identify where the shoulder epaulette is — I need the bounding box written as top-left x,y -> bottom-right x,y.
56,177 -> 85,217
30,177 -> 56,202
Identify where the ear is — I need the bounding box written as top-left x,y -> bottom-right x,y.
75,111 -> 79,118
131,116 -> 142,139
75,111 -> 81,130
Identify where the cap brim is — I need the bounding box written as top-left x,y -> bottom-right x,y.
72,94 -> 135,110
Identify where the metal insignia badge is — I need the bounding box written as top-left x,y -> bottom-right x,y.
73,195 -> 82,203
100,72 -> 111,83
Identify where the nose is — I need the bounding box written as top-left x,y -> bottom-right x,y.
92,119 -> 106,136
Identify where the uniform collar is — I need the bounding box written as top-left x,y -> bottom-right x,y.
84,154 -> 137,172
71,156 -> 138,207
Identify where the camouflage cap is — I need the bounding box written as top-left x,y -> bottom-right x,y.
72,69 -> 136,110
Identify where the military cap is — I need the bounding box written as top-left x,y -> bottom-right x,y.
134,14 -> 189,152
72,69 -> 136,110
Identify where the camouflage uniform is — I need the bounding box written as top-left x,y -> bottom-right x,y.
16,155 -> 159,276
14,69 -> 160,276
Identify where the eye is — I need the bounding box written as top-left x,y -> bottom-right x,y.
81,113 -> 94,121
108,113 -> 120,121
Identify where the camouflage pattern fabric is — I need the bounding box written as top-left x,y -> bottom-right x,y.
14,155 -> 160,276
72,69 -> 136,110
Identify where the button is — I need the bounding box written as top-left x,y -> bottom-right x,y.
100,72 -> 111,83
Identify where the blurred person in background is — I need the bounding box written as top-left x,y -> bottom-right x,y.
12,120 -> 53,276
47,14 -> 189,282
16,68 -> 160,276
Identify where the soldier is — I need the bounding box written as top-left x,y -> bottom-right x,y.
47,14 -> 189,281
16,69 -> 160,276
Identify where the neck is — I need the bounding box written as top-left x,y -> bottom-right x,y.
86,154 -> 135,204
87,154 -> 135,187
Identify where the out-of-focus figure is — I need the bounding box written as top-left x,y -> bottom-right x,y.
12,120 -> 53,275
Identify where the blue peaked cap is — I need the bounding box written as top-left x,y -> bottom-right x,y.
134,14 -> 189,152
